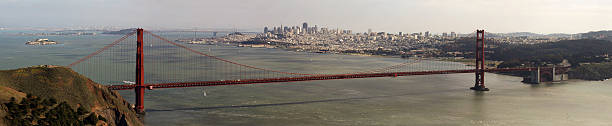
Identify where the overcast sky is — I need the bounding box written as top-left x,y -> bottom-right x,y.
1,0 -> 611,34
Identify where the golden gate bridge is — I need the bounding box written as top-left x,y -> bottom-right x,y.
66,29 -> 567,113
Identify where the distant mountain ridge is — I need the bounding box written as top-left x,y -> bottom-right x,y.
458,30 -> 612,39
102,28 -> 137,35
460,32 -> 573,38
579,30 -> 612,41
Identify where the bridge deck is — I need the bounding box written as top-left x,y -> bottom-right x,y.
108,67 -> 558,90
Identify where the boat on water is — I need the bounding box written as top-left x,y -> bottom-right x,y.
187,40 -> 216,45
122,80 -> 136,85
25,38 -> 59,45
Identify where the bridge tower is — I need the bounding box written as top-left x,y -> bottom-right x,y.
471,30 -> 489,91
135,28 -> 145,113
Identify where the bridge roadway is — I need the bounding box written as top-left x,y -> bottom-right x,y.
108,67 -> 561,90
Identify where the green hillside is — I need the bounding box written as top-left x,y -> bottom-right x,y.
0,65 -> 142,126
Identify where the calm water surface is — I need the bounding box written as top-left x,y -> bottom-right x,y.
1,31 -> 611,126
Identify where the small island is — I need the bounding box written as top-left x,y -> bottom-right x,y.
25,39 -> 59,45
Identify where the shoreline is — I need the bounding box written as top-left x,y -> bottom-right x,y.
219,41 -> 501,67
194,41 -> 607,82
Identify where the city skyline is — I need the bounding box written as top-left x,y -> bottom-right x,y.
1,0 -> 611,34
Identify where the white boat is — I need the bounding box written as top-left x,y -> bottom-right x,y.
202,90 -> 207,96
122,81 -> 136,84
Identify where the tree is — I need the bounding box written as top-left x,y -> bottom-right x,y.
77,105 -> 89,116
4,95 -> 95,126
84,113 -> 99,125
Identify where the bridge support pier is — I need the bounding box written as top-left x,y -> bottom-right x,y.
135,28 -> 146,114
552,66 -> 569,81
470,30 -> 489,91
522,67 -> 541,84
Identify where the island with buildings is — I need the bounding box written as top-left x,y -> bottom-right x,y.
25,39 -> 59,45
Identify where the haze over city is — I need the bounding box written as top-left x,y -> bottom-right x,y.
1,0 -> 611,34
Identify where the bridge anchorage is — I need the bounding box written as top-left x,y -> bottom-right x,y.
67,28 -> 568,113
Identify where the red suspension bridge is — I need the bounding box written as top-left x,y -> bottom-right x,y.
67,29 -> 567,113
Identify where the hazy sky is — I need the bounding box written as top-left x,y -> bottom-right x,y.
1,0 -> 611,34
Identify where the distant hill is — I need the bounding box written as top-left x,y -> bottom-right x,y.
498,32 -> 543,37
102,28 -> 137,35
0,65 -> 142,126
460,32 -> 573,38
440,38 -> 612,80
490,39 -> 612,65
580,30 -> 612,41
442,38 -> 612,64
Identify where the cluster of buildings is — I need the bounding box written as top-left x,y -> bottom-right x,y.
491,36 -> 575,44
263,22 -> 354,37
257,22 -> 461,57
177,32 -> 257,45
482,33 -> 580,44
181,22 -> 589,58
579,30 -> 612,40
18,32 -> 96,36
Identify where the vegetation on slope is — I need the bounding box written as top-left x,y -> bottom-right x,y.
440,38 -> 612,80
4,94 -> 106,125
568,62 -> 612,81
441,38 -> 612,65
0,65 -> 142,126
